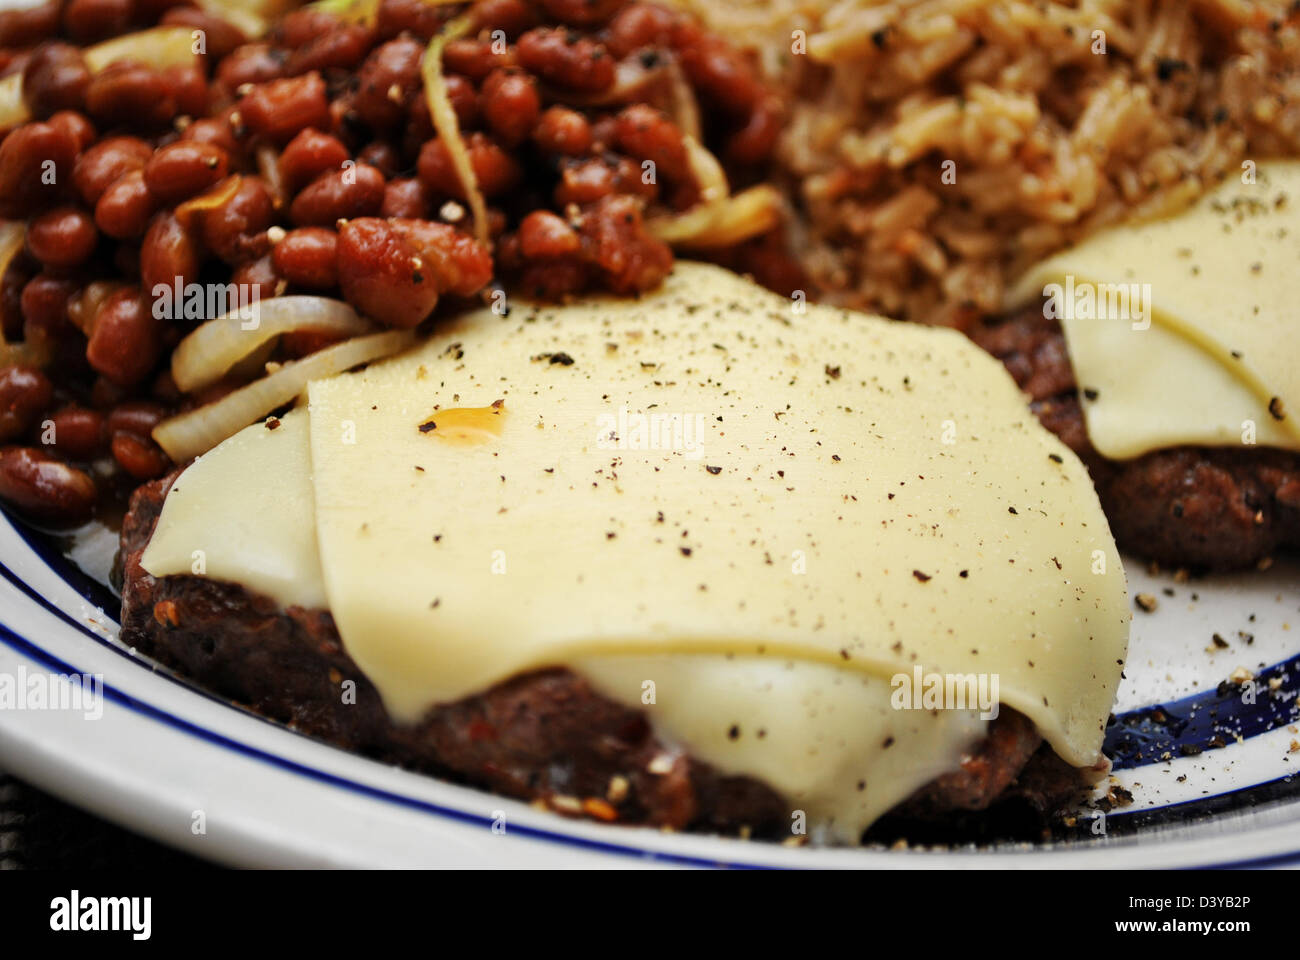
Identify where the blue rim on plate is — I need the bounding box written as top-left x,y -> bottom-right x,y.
3,509 -> 1300,868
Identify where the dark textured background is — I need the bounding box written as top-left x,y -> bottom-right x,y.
0,770 -> 210,870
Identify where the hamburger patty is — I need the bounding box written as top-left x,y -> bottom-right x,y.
970,308 -> 1300,571
118,472 -> 1087,839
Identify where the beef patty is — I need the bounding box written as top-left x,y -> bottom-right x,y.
117,472 -> 1087,841
970,307 -> 1300,571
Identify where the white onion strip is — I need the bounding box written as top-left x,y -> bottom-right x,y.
155,329 -> 416,462
647,136 -> 781,248
665,185 -> 784,250
423,16 -> 491,248
171,296 -> 374,393
83,27 -> 199,73
0,75 -> 24,132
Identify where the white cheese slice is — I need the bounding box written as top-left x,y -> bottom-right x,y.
141,407 -> 326,610
306,263 -> 1127,768
1007,161 -> 1300,460
573,655 -> 987,841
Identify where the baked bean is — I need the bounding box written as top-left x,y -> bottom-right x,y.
536,0 -> 624,27
215,43 -> 286,93
61,0 -> 133,44
726,95 -> 782,166
111,431 -> 170,480
106,400 -> 166,440
86,287 -> 163,386
200,175 -> 274,265
0,366 -> 53,443
160,8 -> 248,62
381,177 -> 432,219
533,106 -> 592,156
578,193 -> 672,294
358,141 -> 400,180
605,2 -> 677,57
518,210 -> 581,259
74,135 -> 152,206
470,0 -> 537,38
95,170 -> 157,239
85,61 -> 176,130
554,156 -> 655,206
289,162 -> 385,227
0,122 -> 77,218
19,273 -> 78,344
677,42 -> 761,115
286,20 -> 374,76
144,141 -> 231,205
46,405 -> 107,461
375,0 -> 446,42
337,218 -> 436,328
0,446 -> 97,524
353,37 -> 423,132
272,227 -> 338,289
163,65 -> 210,120
239,72 -> 330,144
231,254 -> 282,302
180,115 -> 243,156
480,68 -> 539,146
27,206 -> 98,270
22,42 -> 91,118
388,217 -> 493,296
0,0 -> 60,49
516,28 -> 615,93
417,133 -> 521,200
442,38 -> 510,82
140,213 -> 202,302
47,110 -> 96,153
615,104 -> 690,181
278,128 -> 350,194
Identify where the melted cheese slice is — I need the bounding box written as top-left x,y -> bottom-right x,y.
1007,162 -> 1300,460
142,407 -> 326,610
143,263 -> 1129,839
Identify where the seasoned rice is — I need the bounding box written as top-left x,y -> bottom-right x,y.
679,0 -> 1300,326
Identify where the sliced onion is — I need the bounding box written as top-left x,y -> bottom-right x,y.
155,329 -> 416,462
646,136 -> 780,248
174,175 -> 242,228
301,0 -> 381,23
255,145 -> 286,211
423,16 -> 491,248
666,60 -> 702,142
172,296 -> 375,393
664,185 -> 784,250
84,27 -> 199,73
195,0 -> 288,38
0,75 -> 25,131
0,221 -> 50,366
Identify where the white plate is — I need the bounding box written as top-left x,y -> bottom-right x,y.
0,509 -> 1298,868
